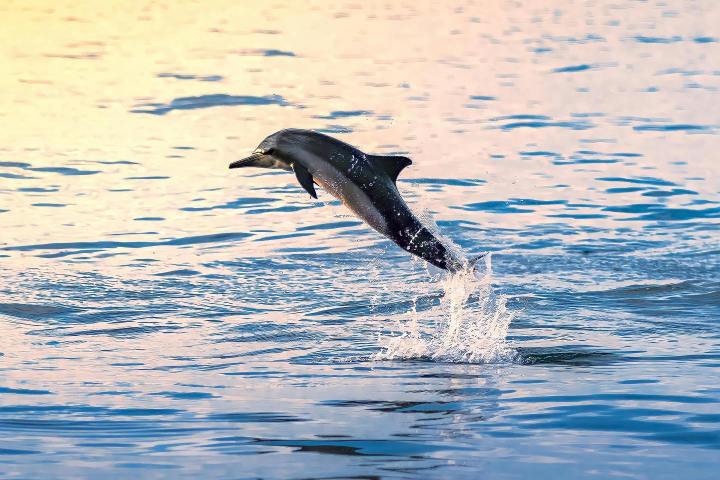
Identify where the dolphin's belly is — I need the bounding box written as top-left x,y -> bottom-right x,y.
296,151 -> 388,235
313,170 -> 389,235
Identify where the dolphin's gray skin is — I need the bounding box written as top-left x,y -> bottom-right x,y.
229,129 -> 480,272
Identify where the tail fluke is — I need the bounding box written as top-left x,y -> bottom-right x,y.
468,252 -> 487,270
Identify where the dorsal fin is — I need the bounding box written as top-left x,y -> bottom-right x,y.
368,155 -> 412,184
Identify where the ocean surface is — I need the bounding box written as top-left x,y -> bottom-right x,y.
1,1 -> 719,478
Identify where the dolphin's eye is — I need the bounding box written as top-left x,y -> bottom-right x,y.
263,148 -> 275,155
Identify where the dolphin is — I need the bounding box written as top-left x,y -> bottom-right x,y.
229,129 -> 481,272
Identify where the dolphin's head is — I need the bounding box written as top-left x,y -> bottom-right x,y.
228,130 -> 298,171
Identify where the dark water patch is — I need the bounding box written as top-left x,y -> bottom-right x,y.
313,110 -> 372,120
157,72 -> 223,82
501,120 -> 593,130
633,35 -> 683,44
0,161 -> 31,168
619,379 -> 660,385
641,188 -> 697,197
0,303 -> 76,320
644,430 -> 720,447
453,201 -> 533,214
401,178 -> 485,187
519,150 -> 560,157
491,114 -> 550,121
131,94 -> 290,115
577,150 -> 642,157
223,370 -> 285,378
320,399 -> 462,414
133,217 -> 165,221
634,124 -> 712,132
690,414 -> 720,423
571,113 -> 606,119
154,269 -> 201,277
507,393 -> 717,404
606,187 -> 650,194
66,324 -> 184,337
17,186 -> 60,192
694,36 -> 717,43
0,387 -> 52,395
0,172 -> 37,179
153,391 -> 218,400
93,160 -> 139,165
27,166 -> 100,176
552,64 -> 593,73
597,176 -> 676,186
208,412 -> 307,423
234,49 -> 296,57
306,301 -> 374,318
603,204 -> 720,221
3,232 -> 253,254
469,95 -> 496,101
114,463 -> 180,470
519,347 -> 628,366
253,437 -> 456,457
0,405 -> 181,417
514,409 -> 720,448
491,115 -> 594,130
553,157 -> 619,165
0,448 -> 39,455
548,212 -> 608,219
31,203 -> 66,207
436,219 -> 480,228
657,67 -> 704,76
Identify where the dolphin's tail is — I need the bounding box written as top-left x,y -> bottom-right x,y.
444,252 -> 487,274
467,252 -> 488,273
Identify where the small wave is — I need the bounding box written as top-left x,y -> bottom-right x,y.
157,72 -> 223,82
130,94 -> 290,115
375,255 -> 517,364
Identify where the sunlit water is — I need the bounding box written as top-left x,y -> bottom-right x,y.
1,1 -> 719,478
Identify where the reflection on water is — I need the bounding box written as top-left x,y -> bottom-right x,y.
1,0 -> 719,478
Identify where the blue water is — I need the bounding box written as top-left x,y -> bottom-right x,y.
1,1 -> 720,478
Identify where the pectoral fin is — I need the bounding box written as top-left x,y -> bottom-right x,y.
293,162 -> 318,199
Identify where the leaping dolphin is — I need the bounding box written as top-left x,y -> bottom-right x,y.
229,129 -> 481,272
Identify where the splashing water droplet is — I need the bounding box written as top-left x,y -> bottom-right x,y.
375,254 -> 517,363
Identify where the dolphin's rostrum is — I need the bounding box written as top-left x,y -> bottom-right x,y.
229,129 -> 482,272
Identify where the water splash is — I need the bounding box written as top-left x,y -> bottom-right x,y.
375,254 -> 518,364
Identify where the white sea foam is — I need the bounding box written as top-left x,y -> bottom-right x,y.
375,254 -> 517,363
